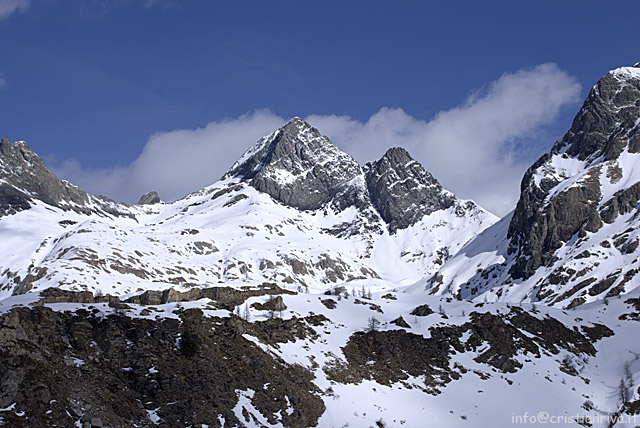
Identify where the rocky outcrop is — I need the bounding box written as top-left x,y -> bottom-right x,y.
364,147 -> 456,232
507,63 -> 640,280
0,306 -> 324,427
137,190 -> 160,205
410,303 -> 434,317
325,307 -> 602,391
32,284 -> 296,312
224,118 -> 368,213
508,168 -> 603,279
0,139 -> 132,218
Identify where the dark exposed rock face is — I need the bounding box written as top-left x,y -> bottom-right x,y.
224,118 -> 367,212
225,118 -> 470,233
410,303 -> 434,317
325,307 -> 603,391
364,147 -> 455,232
0,138 -> 131,218
137,190 -> 160,205
32,284 -> 296,312
507,65 -> 640,280
600,182 -> 640,224
0,306 -> 324,427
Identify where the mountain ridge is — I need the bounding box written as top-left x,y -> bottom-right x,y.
4,63 -> 640,428
422,62 -> 640,308
0,119 -> 496,299
0,138 -> 132,218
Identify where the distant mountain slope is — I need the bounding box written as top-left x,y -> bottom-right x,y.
0,118 -> 495,298
0,138 -> 132,218
422,62 -> 640,308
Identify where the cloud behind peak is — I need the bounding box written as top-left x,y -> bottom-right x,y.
51,64 -> 581,217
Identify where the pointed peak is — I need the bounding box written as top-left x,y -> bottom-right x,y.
286,116 -> 305,125
0,139 -> 40,166
1,138 -> 34,153
137,190 -> 161,205
222,118 -> 363,211
380,147 -> 413,161
365,147 -> 455,232
278,117 -> 321,141
608,63 -> 640,80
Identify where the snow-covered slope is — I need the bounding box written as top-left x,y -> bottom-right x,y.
0,118 -> 496,299
2,273 -> 640,428
4,66 -> 640,428
421,63 -> 640,308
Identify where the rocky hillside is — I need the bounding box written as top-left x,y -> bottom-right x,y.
5,64 -> 640,428
1,283 -> 631,427
422,62 -> 640,308
0,138 -> 132,218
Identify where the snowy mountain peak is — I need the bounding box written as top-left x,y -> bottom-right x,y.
423,63 -> 640,309
220,118 -> 494,238
507,62 -> 640,280
137,190 -> 161,205
223,117 -> 366,212
0,139 -> 131,218
364,146 -> 456,232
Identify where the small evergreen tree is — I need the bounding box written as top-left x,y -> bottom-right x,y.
619,377 -> 630,404
438,305 -> 446,317
366,316 -> 380,332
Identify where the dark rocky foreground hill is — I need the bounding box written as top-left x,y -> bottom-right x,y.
0,288 -> 615,427
0,306 -> 325,428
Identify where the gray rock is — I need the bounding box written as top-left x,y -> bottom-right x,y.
410,304 -> 434,317
364,147 -> 455,232
89,417 -> 103,427
507,65 -> 640,280
390,316 -> 410,328
137,190 -> 160,205
223,117 -> 367,212
68,406 -> 83,418
0,139 -> 133,218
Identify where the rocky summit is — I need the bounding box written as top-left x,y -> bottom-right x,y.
424,63 -> 640,309
137,191 -> 161,205
224,117 -> 367,213
364,147 -> 457,232
3,63 -> 640,427
0,138 -> 130,218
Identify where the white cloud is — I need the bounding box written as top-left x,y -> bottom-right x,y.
308,63 -> 581,215
52,64 -> 581,216
0,0 -> 29,20
53,110 -> 285,204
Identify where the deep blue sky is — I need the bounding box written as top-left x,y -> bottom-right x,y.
1,0 -> 639,171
